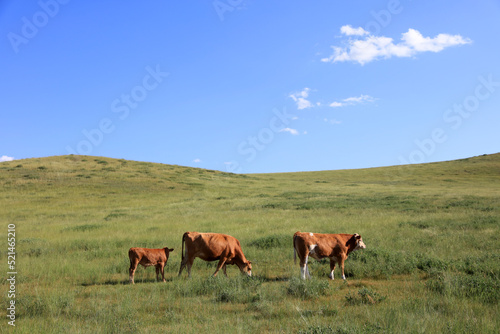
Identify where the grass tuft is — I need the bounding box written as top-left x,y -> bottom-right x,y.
249,234 -> 289,248
286,277 -> 330,299
344,287 -> 386,306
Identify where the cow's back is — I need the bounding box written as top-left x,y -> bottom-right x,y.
129,247 -> 142,259
184,232 -> 229,260
294,232 -> 347,257
130,247 -> 166,265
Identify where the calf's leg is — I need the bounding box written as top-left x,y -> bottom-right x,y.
129,258 -> 139,284
160,263 -> 166,282
155,265 -> 161,282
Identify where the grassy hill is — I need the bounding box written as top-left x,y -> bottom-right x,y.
1,154 -> 499,333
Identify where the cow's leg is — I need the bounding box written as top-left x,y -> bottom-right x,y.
300,253 -> 310,280
305,255 -> 312,279
129,262 -> 138,284
338,256 -> 346,280
178,255 -> 189,277
155,265 -> 161,282
186,257 -> 194,278
328,258 -> 336,280
160,263 -> 166,282
213,258 -> 228,277
223,264 -> 228,277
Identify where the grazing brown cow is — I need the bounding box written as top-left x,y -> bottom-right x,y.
178,232 -> 252,277
293,232 -> 366,280
128,247 -> 174,284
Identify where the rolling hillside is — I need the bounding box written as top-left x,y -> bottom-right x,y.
1,153 -> 499,333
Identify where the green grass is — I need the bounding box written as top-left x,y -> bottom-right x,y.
0,153 -> 499,333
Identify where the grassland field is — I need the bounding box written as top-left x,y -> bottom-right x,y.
0,153 -> 499,333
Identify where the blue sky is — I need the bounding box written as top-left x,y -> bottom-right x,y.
1,0 -> 499,173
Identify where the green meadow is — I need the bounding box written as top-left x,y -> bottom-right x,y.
1,154 -> 499,333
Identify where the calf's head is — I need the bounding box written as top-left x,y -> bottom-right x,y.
351,234 -> 366,251
163,247 -> 174,257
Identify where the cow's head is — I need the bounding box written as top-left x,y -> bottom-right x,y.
351,234 -> 366,251
242,261 -> 252,277
163,247 -> 174,257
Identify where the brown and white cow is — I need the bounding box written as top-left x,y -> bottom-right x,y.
293,232 -> 366,280
128,247 -> 174,284
178,232 -> 252,277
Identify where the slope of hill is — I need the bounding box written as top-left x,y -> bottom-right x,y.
1,153 -> 498,204
0,153 -> 498,333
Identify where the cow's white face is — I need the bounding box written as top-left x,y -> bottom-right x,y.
353,234 -> 366,250
243,261 -> 252,277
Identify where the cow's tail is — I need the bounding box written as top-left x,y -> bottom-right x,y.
181,232 -> 188,261
293,233 -> 298,264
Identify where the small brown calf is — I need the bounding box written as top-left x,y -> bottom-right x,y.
128,247 -> 174,284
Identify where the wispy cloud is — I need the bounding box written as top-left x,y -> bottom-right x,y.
340,25 -> 369,36
280,127 -> 299,135
0,155 -> 14,162
329,94 -> 376,108
322,26 -> 472,65
193,158 -> 201,163
289,88 -> 313,110
324,118 -> 342,125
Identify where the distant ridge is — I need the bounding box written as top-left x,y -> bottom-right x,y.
1,152 -> 499,176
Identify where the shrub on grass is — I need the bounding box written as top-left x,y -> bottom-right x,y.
299,325 -> 355,334
414,252 -> 448,273
249,234 -> 289,248
455,253 -> 500,278
345,287 -> 386,306
426,272 -> 500,304
177,276 -> 262,303
17,294 -> 74,318
214,289 -> 237,303
348,248 -> 450,278
286,277 -> 330,299
62,224 -> 102,232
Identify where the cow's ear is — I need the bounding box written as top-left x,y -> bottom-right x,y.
248,261 -> 252,265
354,233 -> 360,239
169,248 -> 174,252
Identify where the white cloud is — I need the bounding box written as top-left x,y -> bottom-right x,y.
402,29 -> 471,53
340,25 -> 369,36
329,94 -> 376,108
329,101 -> 344,108
322,27 -> 471,65
324,118 -> 342,125
0,155 -> 14,162
193,158 -> 201,163
280,128 -> 299,135
289,88 -> 313,110
343,94 -> 375,103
